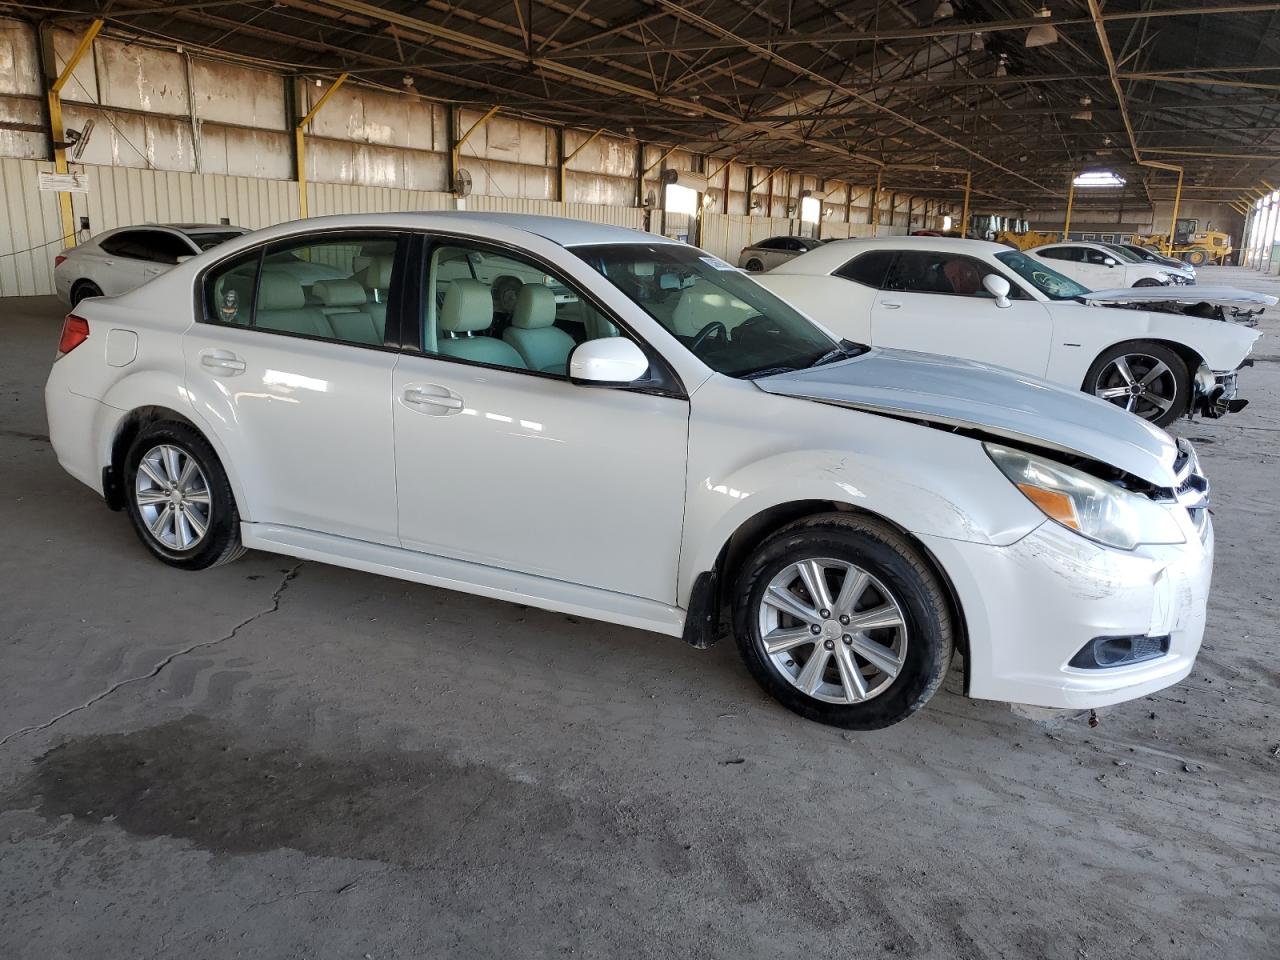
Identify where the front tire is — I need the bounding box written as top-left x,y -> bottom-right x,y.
733,514 -> 953,730
1133,277 -> 1164,287
122,421 -> 245,570
1084,341 -> 1189,427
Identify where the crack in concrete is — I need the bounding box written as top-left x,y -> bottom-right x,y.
0,562 -> 303,749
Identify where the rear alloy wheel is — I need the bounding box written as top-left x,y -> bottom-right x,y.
70,280 -> 102,305
1086,341 -> 1188,427
734,514 -> 953,730
123,421 -> 246,569
744,258 -> 765,272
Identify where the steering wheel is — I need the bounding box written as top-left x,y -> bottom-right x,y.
689,320 -> 728,353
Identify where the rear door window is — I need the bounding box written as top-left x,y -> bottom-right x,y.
834,250 -> 896,288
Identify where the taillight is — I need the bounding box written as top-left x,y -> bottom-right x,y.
57,314 -> 89,357
54,254 -> 67,268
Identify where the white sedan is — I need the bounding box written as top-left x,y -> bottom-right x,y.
1027,240 -> 1195,287
47,213 -> 1214,729
756,236 -> 1262,427
54,223 -> 248,306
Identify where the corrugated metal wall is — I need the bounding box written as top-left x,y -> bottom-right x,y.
467,195 -> 646,231
75,165 -> 298,232
700,214 -> 796,260
0,158 -> 66,297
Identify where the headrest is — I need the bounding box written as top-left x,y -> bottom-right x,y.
358,255 -> 394,289
312,279 -> 368,308
258,271 -> 304,310
440,279 -> 493,333
511,283 -> 556,329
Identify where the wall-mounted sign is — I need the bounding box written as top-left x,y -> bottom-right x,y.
38,171 -> 90,193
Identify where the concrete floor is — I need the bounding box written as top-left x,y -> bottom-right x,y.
1,271 -> 1278,959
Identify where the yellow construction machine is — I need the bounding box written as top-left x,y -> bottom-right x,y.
1133,218 -> 1233,266
992,229 -> 1064,250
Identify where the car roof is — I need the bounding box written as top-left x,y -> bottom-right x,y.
165,223 -> 247,233
195,211 -> 680,251
769,234 -> 1015,275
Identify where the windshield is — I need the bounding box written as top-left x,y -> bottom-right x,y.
995,250 -> 1092,300
575,243 -> 847,377
1103,243 -> 1142,263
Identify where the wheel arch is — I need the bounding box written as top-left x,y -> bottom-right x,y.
1083,337 -> 1205,390
688,499 -> 970,686
104,403 -> 251,522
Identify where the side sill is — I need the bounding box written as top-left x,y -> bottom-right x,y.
240,522 -> 687,638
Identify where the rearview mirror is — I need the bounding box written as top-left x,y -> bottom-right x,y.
982,273 -> 1012,309
569,337 -> 649,385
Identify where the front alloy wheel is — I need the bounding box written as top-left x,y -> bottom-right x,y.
757,558 -> 908,705
1089,343 -> 1188,427
734,514 -> 953,730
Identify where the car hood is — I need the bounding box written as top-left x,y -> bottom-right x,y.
754,348 -> 1180,487
1080,286 -> 1277,306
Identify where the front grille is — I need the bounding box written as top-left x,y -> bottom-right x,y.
1171,438 -> 1210,539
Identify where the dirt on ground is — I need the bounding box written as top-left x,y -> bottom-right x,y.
1,271 -> 1277,959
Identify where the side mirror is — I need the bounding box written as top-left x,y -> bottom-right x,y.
569,337 -> 649,386
982,273 -> 1012,309
1103,257 -> 1118,267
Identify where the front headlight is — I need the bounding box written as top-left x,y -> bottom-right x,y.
985,444 -> 1185,550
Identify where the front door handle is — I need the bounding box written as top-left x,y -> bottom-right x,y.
403,384 -> 464,414
881,300 -> 903,310
199,349 -> 246,375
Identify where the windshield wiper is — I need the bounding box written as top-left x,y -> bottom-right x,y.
809,340 -> 870,367
741,365 -> 799,379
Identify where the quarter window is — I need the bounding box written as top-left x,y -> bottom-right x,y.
201,232 -> 401,347
835,250 -> 895,288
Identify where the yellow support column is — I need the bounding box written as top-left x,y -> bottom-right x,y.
870,169 -> 882,229
1062,173 -> 1077,241
559,128 -> 604,203
46,18 -> 103,249
296,72 -> 349,220
1165,166 -> 1184,257
452,105 -> 499,199
960,171 -> 972,238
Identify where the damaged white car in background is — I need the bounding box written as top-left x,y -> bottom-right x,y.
756,236 -> 1267,428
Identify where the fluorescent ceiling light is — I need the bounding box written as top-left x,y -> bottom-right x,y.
1073,171 -> 1127,188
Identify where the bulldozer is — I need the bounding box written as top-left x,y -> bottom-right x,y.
992,229 -> 1064,250
1134,218 -> 1233,267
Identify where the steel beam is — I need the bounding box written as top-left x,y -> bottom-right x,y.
296,72 -> 349,219
43,17 -> 103,249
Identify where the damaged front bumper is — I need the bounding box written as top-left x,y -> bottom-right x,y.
1193,362 -> 1250,418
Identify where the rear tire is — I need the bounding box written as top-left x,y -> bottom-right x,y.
744,258 -> 765,272
733,513 -> 953,730
122,421 -> 245,570
1084,340 -> 1189,427
70,280 -> 102,306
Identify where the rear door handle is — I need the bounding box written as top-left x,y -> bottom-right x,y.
403,384 -> 463,414
199,349 -> 246,375
881,300 -> 903,310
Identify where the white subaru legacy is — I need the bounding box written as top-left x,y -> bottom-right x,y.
45,213 -> 1214,730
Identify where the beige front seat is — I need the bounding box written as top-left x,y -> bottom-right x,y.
438,279 -> 526,368
671,279 -> 756,338
502,284 -> 576,374
354,256 -> 394,339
